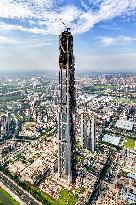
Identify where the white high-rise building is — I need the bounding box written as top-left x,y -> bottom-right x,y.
81,112 -> 89,148
0,112 -> 11,138
80,112 -> 96,152
0,147 -> 2,161
91,114 -> 96,152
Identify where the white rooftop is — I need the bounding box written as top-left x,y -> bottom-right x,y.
78,94 -> 98,102
102,134 -> 121,146
116,119 -> 134,131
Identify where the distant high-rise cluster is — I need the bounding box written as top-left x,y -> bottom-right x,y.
58,30 -> 76,184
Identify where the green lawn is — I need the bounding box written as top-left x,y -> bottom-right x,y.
94,84 -> 117,90
76,155 -> 86,166
0,175 -> 82,205
0,186 -> 20,205
0,112 -> 5,116
115,97 -> 136,105
57,189 -> 79,205
82,84 -> 118,94
124,139 -> 135,149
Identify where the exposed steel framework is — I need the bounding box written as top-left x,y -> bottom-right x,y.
58,30 -> 76,184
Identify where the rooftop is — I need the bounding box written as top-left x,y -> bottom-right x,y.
116,119 -> 134,131
102,134 -> 121,146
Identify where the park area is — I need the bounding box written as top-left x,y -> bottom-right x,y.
0,186 -> 20,205
124,139 -> 135,149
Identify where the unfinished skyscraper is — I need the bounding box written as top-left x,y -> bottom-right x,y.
58,29 -> 76,184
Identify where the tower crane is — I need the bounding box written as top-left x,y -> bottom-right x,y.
60,19 -> 70,32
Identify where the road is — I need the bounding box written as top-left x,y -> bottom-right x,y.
10,139 -> 32,142
0,181 -> 25,205
87,155 -> 112,204
0,172 -> 42,205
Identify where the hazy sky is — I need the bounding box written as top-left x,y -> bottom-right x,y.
0,0 -> 136,72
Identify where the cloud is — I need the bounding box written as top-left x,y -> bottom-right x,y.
99,36 -> 136,47
0,0 -> 33,19
0,22 -> 50,35
76,52 -> 136,71
0,35 -> 18,44
0,45 -> 58,71
0,34 -> 53,48
0,22 -> 27,32
0,0 -> 136,35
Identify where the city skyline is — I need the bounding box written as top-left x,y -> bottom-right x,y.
0,2 -> 136,203
0,0 -> 136,71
